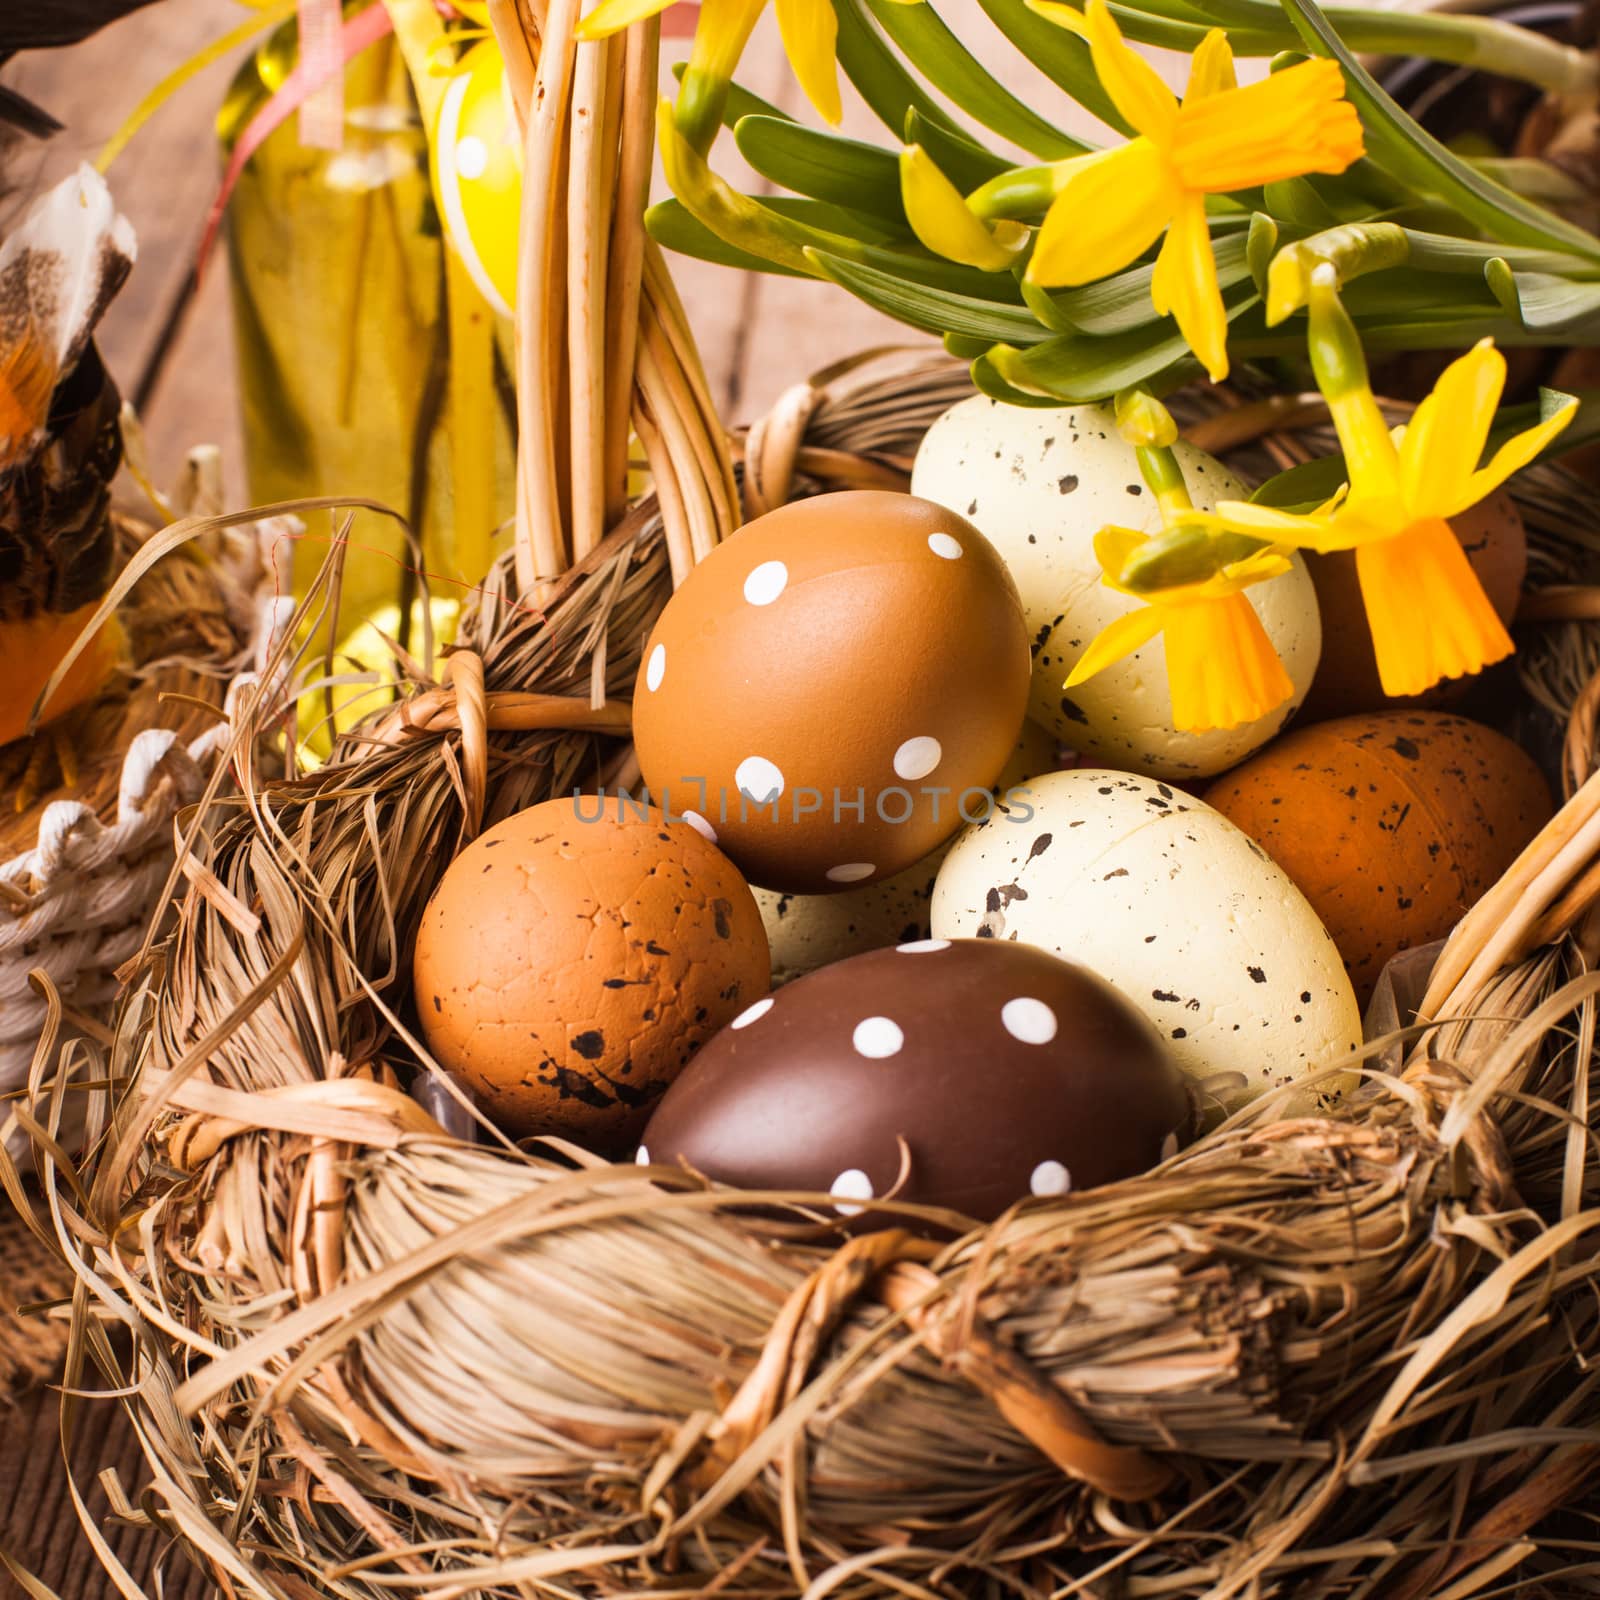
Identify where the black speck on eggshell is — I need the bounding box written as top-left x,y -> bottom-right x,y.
640,940 -> 1192,1225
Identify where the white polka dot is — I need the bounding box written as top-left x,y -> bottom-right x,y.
830,1167 -> 874,1216
826,862 -> 875,884
928,532 -> 963,560
1030,1159 -> 1071,1197
896,939 -> 950,954
455,134 -> 488,180
682,808 -> 717,843
731,997 -> 774,1030
1002,997 -> 1058,1045
743,560 -> 788,606
645,643 -> 665,692
636,1145 -> 650,1166
852,1016 -> 903,1058
893,735 -> 942,781
735,756 -> 785,804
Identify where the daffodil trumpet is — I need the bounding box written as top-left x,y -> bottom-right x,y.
1020,0 -> 1363,382
1065,391 -> 1297,734
1212,267 -> 1578,699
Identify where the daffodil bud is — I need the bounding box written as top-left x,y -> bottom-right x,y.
900,145 -> 1028,271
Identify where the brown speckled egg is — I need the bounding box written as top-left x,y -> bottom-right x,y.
1205,712 -> 1551,1002
638,939 -> 1192,1224
412,796 -> 770,1149
1301,491 -> 1525,721
632,491 -> 1031,893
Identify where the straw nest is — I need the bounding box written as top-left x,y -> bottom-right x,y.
22,354 -> 1599,1600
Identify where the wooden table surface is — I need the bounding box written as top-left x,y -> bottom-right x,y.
0,6 -> 1044,1594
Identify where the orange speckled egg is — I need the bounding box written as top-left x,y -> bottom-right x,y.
412,797 -> 770,1148
1301,491 -> 1525,721
1205,712 -> 1551,1002
633,490 -> 1031,893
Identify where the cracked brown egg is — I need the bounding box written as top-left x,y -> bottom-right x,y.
632,490 -> 1031,894
931,769 -> 1362,1109
412,796 -> 770,1149
637,939 -> 1191,1223
1205,712 -> 1551,1003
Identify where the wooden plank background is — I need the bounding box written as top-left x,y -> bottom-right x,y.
0,6 -> 1115,1594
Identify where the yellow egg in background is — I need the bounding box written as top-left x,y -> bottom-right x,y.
430,41 -> 520,320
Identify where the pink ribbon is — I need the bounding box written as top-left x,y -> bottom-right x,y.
199,2 -> 394,279
298,0 -> 347,151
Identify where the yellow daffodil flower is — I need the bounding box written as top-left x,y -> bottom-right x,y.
1022,0 -> 1364,381
578,0 -> 921,152
1069,527 -> 1296,733
1214,267 -> 1577,698
1066,390 -> 1296,733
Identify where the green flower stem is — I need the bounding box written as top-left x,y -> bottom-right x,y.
1267,221 -> 1411,325
1305,266 -> 1396,487
966,159 -> 1084,221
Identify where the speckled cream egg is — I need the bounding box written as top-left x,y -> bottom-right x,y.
911,397 -> 1322,779
930,768 -> 1361,1107
412,796 -> 770,1150
1205,712 -> 1551,1002
633,490 -> 1031,893
755,720 -> 1059,984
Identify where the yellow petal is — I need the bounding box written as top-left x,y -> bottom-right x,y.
1356,518 -> 1513,697
1093,523 -> 1149,581
576,0 -> 675,41
686,0 -> 768,83
1025,0 -> 1089,36
1163,593 -> 1294,732
1184,29 -> 1236,104
1449,395 -> 1579,519
1217,548 -> 1293,589
775,0 -> 842,125
1065,606 -> 1164,687
1398,339 -> 1505,521
1210,498 -> 1350,552
1082,0 -> 1179,140
1027,139 -> 1176,288
1169,58 -> 1364,192
1151,192 -> 1228,382
900,144 -> 1024,270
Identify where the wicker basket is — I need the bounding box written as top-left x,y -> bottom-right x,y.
33,14 -> 1600,1599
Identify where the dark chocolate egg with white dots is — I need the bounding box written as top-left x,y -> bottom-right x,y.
637,939 -> 1191,1223
632,491 -> 1031,893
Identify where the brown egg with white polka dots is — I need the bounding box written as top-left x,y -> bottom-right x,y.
412,796 -> 770,1150
638,939 -> 1192,1224
632,491 -> 1031,893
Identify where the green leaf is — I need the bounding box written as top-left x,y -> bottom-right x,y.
1276,0 -> 1600,264
1036,231 -> 1254,336
1247,214 -> 1279,298
646,200 -> 811,278
657,106 -> 1026,299
986,322 -> 1210,403
971,351 -> 1071,407
807,248 -> 1049,344
904,109 -> 1013,192
1494,270 -> 1600,334
947,332 -> 999,358
865,0 -> 1090,160
972,0 -> 1132,138
832,0 -> 979,146
1262,177 -> 1338,232
735,116 -> 904,220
